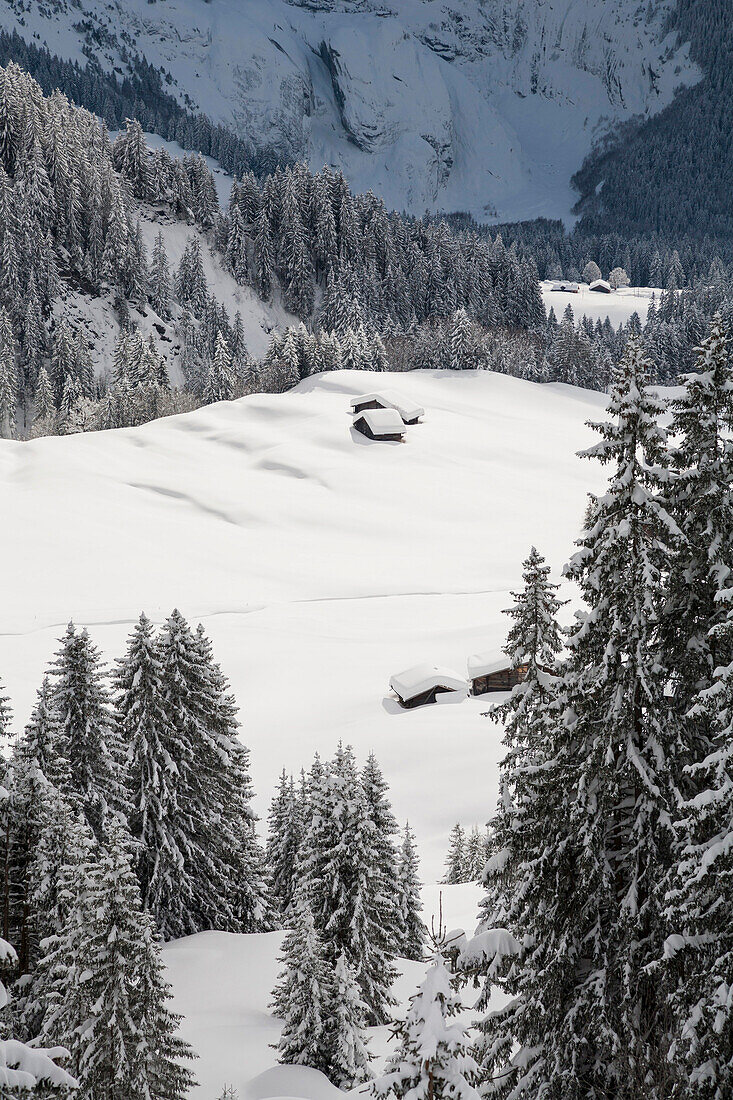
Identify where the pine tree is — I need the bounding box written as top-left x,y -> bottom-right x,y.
1,677 -> 63,971
205,332 -> 235,403
253,206 -> 274,300
266,771 -> 302,916
150,610 -> 272,938
0,933 -> 77,1094
149,231 -> 172,320
449,308 -> 473,370
114,613 -> 176,919
664,602 -> 733,1099
471,547 -> 569,1090
50,622 -> 127,841
362,752 -> 402,953
299,744 -> 397,1025
373,951 -> 479,1100
443,824 -> 466,884
271,891 -> 332,1075
328,952 -> 372,1088
38,818 -> 196,1099
462,827 -> 486,882
0,305 -> 17,438
664,315 -> 733,760
395,823 -> 426,961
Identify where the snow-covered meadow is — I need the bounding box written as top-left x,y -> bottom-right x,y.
1,368 -> 610,1094
0,369 -> 607,875
540,281 -> 659,326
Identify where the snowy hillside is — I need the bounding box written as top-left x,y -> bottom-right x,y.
0,368 -> 609,879
0,0 -> 699,222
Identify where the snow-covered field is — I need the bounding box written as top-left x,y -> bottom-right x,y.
1,369 -> 607,874
163,881 -> 483,1099
2,368 -> 612,1095
541,282 -> 659,326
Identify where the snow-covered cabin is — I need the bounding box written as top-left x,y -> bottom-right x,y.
467,653 -> 529,695
390,664 -> 468,709
350,391 -> 424,425
589,279 -> 612,294
550,281 -> 580,293
352,408 -> 406,442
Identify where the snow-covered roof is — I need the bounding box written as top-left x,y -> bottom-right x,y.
390,663 -> 468,700
589,279 -> 612,292
353,408 -> 406,437
467,652 -> 511,678
350,391 -> 424,422
550,281 -> 579,292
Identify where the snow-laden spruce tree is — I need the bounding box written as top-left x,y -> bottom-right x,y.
664,314 -> 733,759
38,817 -> 196,1100
299,744 -> 397,1026
552,338 -> 680,1096
373,949 -> 479,1100
194,622 -> 275,933
328,951 -> 372,1088
665,606 -> 733,1098
443,824 -> 466,884
482,545 -> 566,917
266,770 -> 302,917
461,827 -> 488,883
151,610 -> 273,938
271,891 -> 332,1076
205,332 -> 235,404
114,613 -> 179,925
19,785 -> 96,1041
362,753 -> 402,954
1,678 -> 65,973
471,546 -> 571,1094
0,932 -> 77,1095
50,623 -> 128,841
395,823 -> 427,961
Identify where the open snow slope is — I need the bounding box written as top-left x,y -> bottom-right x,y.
0,0 -> 698,222
0,369 -> 609,882
162,881 -> 484,1098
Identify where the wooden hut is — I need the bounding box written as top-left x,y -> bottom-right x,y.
350,391 -> 424,425
550,281 -> 580,293
390,664 -> 468,709
589,278 -> 612,294
352,408 -> 406,442
467,654 -> 529,695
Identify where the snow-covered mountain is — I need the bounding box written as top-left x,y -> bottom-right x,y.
0,0 -> 699,222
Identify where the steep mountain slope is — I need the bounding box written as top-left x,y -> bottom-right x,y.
0,368 -> 609,882
0,0 -> 698,222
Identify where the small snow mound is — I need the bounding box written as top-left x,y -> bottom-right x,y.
244,1065 -> 344,1100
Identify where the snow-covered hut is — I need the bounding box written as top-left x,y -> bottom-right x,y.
550,281 -> 580,293
467,653 -> 528,695
350,391 -> 424,425
390,664 -> 468,709
589,279 -> 612,294
352,408 -> 406,442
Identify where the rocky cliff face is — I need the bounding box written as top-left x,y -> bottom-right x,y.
0,0 -> 698,221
